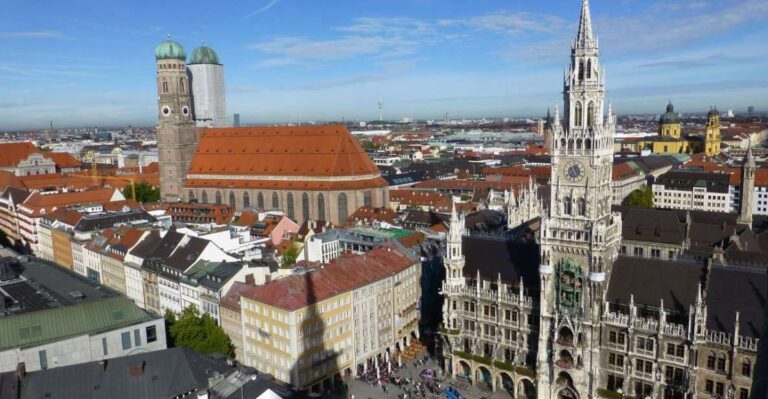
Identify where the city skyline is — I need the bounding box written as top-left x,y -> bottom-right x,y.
1,0 -> 767,130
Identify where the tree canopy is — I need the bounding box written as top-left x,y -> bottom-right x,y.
165,306 -> 233,357
282,242 -> 300,268
625,186 -> 654,208
124,181 -> 160,203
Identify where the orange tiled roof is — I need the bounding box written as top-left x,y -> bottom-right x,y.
346,206 -> 397,226
0,142 -> 41,167
241,243 -> 415,311
185,176 -> 387,191
45,152 -> 82,168
188,125 -> 380,178
19,174 -> 96,191
0,171 -> 23,190
234,210 -> 260,227
21,188 -> 120,216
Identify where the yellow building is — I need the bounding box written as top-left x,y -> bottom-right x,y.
705,107 -> 722,157
51,228 -> 74,270
659,101 -> 682,139
237,244 -> 420,392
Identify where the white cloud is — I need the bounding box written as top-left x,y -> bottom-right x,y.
246,0 -> 281,18
0,31 -> 62,39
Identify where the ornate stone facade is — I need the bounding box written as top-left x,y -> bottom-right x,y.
439,2 -> 762,399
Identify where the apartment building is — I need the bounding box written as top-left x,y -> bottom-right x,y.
237,244 -> 420,392
652,171 -> 731,212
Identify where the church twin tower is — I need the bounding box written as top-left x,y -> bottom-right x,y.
154,39 -> 227,202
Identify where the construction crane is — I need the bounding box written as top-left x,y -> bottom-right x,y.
74,150 -> 137,201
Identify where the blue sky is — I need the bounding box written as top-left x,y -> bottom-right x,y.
1,0 -> 767,130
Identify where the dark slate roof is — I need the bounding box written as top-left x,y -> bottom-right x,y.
402,210 -> 449,227
0,370 -> 18,399
608,256 -> 706,314
462,235 -> 540,290
618,207 -> 686,245
384,171 -> 427,186
655,170 -> 731,193
1,187 -> 30,205
465,210 -> 506,234
127,230 -> 163,260
21,348 -> 234,399
165,236 -> 209,272
150,231 -> 184,260
706,264 -> 767,338
74,210 -> 155,233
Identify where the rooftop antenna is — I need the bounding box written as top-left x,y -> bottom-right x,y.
378,100 -> 383,122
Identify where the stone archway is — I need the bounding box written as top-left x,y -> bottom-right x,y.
517,378 -> 536,399
498,372 -> 515,398
557,386 -> 579,399
476,365 -> 492,391
457,360 -> 472,381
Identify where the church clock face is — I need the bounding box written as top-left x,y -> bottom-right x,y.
564,161 -> 585,183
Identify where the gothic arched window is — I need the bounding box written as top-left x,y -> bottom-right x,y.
317,194 -> 326,221
587,101 -> 595,127
243,192 -> 250,208
302,193 -> 310,221
560,138 -> 566,149
742,359 -> 752,377
577,198 -> 586,216
587,60 -> 592,79
575,102 -> 583,127
215,191 -> 222,205
338,193 -> 348,222
272,192 -> 279,210
286,193 -> 295,219
585,138 -> 592,150
188,190 -> 195,202
202,191 -> 208,204
257,192 -> 264,209
162,80 -> 168,94
564,197 -> 572,215
363,191 -> 372,208
578,60 -> 585,81
180,78 -> 186,94
576,139 -> 582,150
229,192 -> 236,208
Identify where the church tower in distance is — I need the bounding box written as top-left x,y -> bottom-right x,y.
155,37 -> 198,202
536,1 -> 623,397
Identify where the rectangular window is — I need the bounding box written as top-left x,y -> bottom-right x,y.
39,350 -> 48,370
146,326 -> 157,343
740,388 -> 750,399
134,329 -> 141,346
121,332 -> 131,350
716,383 -> 724,396
609,331 -> 617,343
705,380 -> 714,394
102,337 -> 108,356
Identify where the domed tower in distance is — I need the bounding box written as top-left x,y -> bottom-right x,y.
658,101 -> 681,139
187,44 -> 227,127
705,107 -> 722,157
155,37 -> 198,202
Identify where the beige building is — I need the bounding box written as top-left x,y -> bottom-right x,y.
237,244 -> 420,392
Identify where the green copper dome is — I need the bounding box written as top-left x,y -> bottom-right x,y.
155,39 -> 186,61
659,101 -> 680,125
189,45 -> 220,65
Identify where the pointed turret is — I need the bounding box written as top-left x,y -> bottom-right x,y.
739,140 -> 756,226
575,0 -> 595,48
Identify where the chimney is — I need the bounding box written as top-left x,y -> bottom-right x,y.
100,359 -> 108,371
245,274 -> 255,285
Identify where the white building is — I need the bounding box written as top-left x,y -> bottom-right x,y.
652,170 -> 731,213
187,45 -> 227,128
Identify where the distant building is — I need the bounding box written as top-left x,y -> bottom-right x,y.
0,256 -> 166,373
234,113 -> 241,127
0,143 -> 56,176
705,108 -> 723,157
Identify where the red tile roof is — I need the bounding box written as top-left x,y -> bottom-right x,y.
346,206 -> 397,226
185,176 -> 387,191
0,171 -> 23,190
188,125 -> 380,178
45,152 -> 82,168
0,142 -> 41,167
241,243 -> 416,311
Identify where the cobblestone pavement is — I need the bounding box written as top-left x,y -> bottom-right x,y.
324,357 -> 515,399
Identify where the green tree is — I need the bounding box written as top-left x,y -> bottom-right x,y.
168,306 -> 233,357
282,242 -> 300,268
164,309 -> 177,347
123,181 -> 160,203
626,186 -> 654,208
